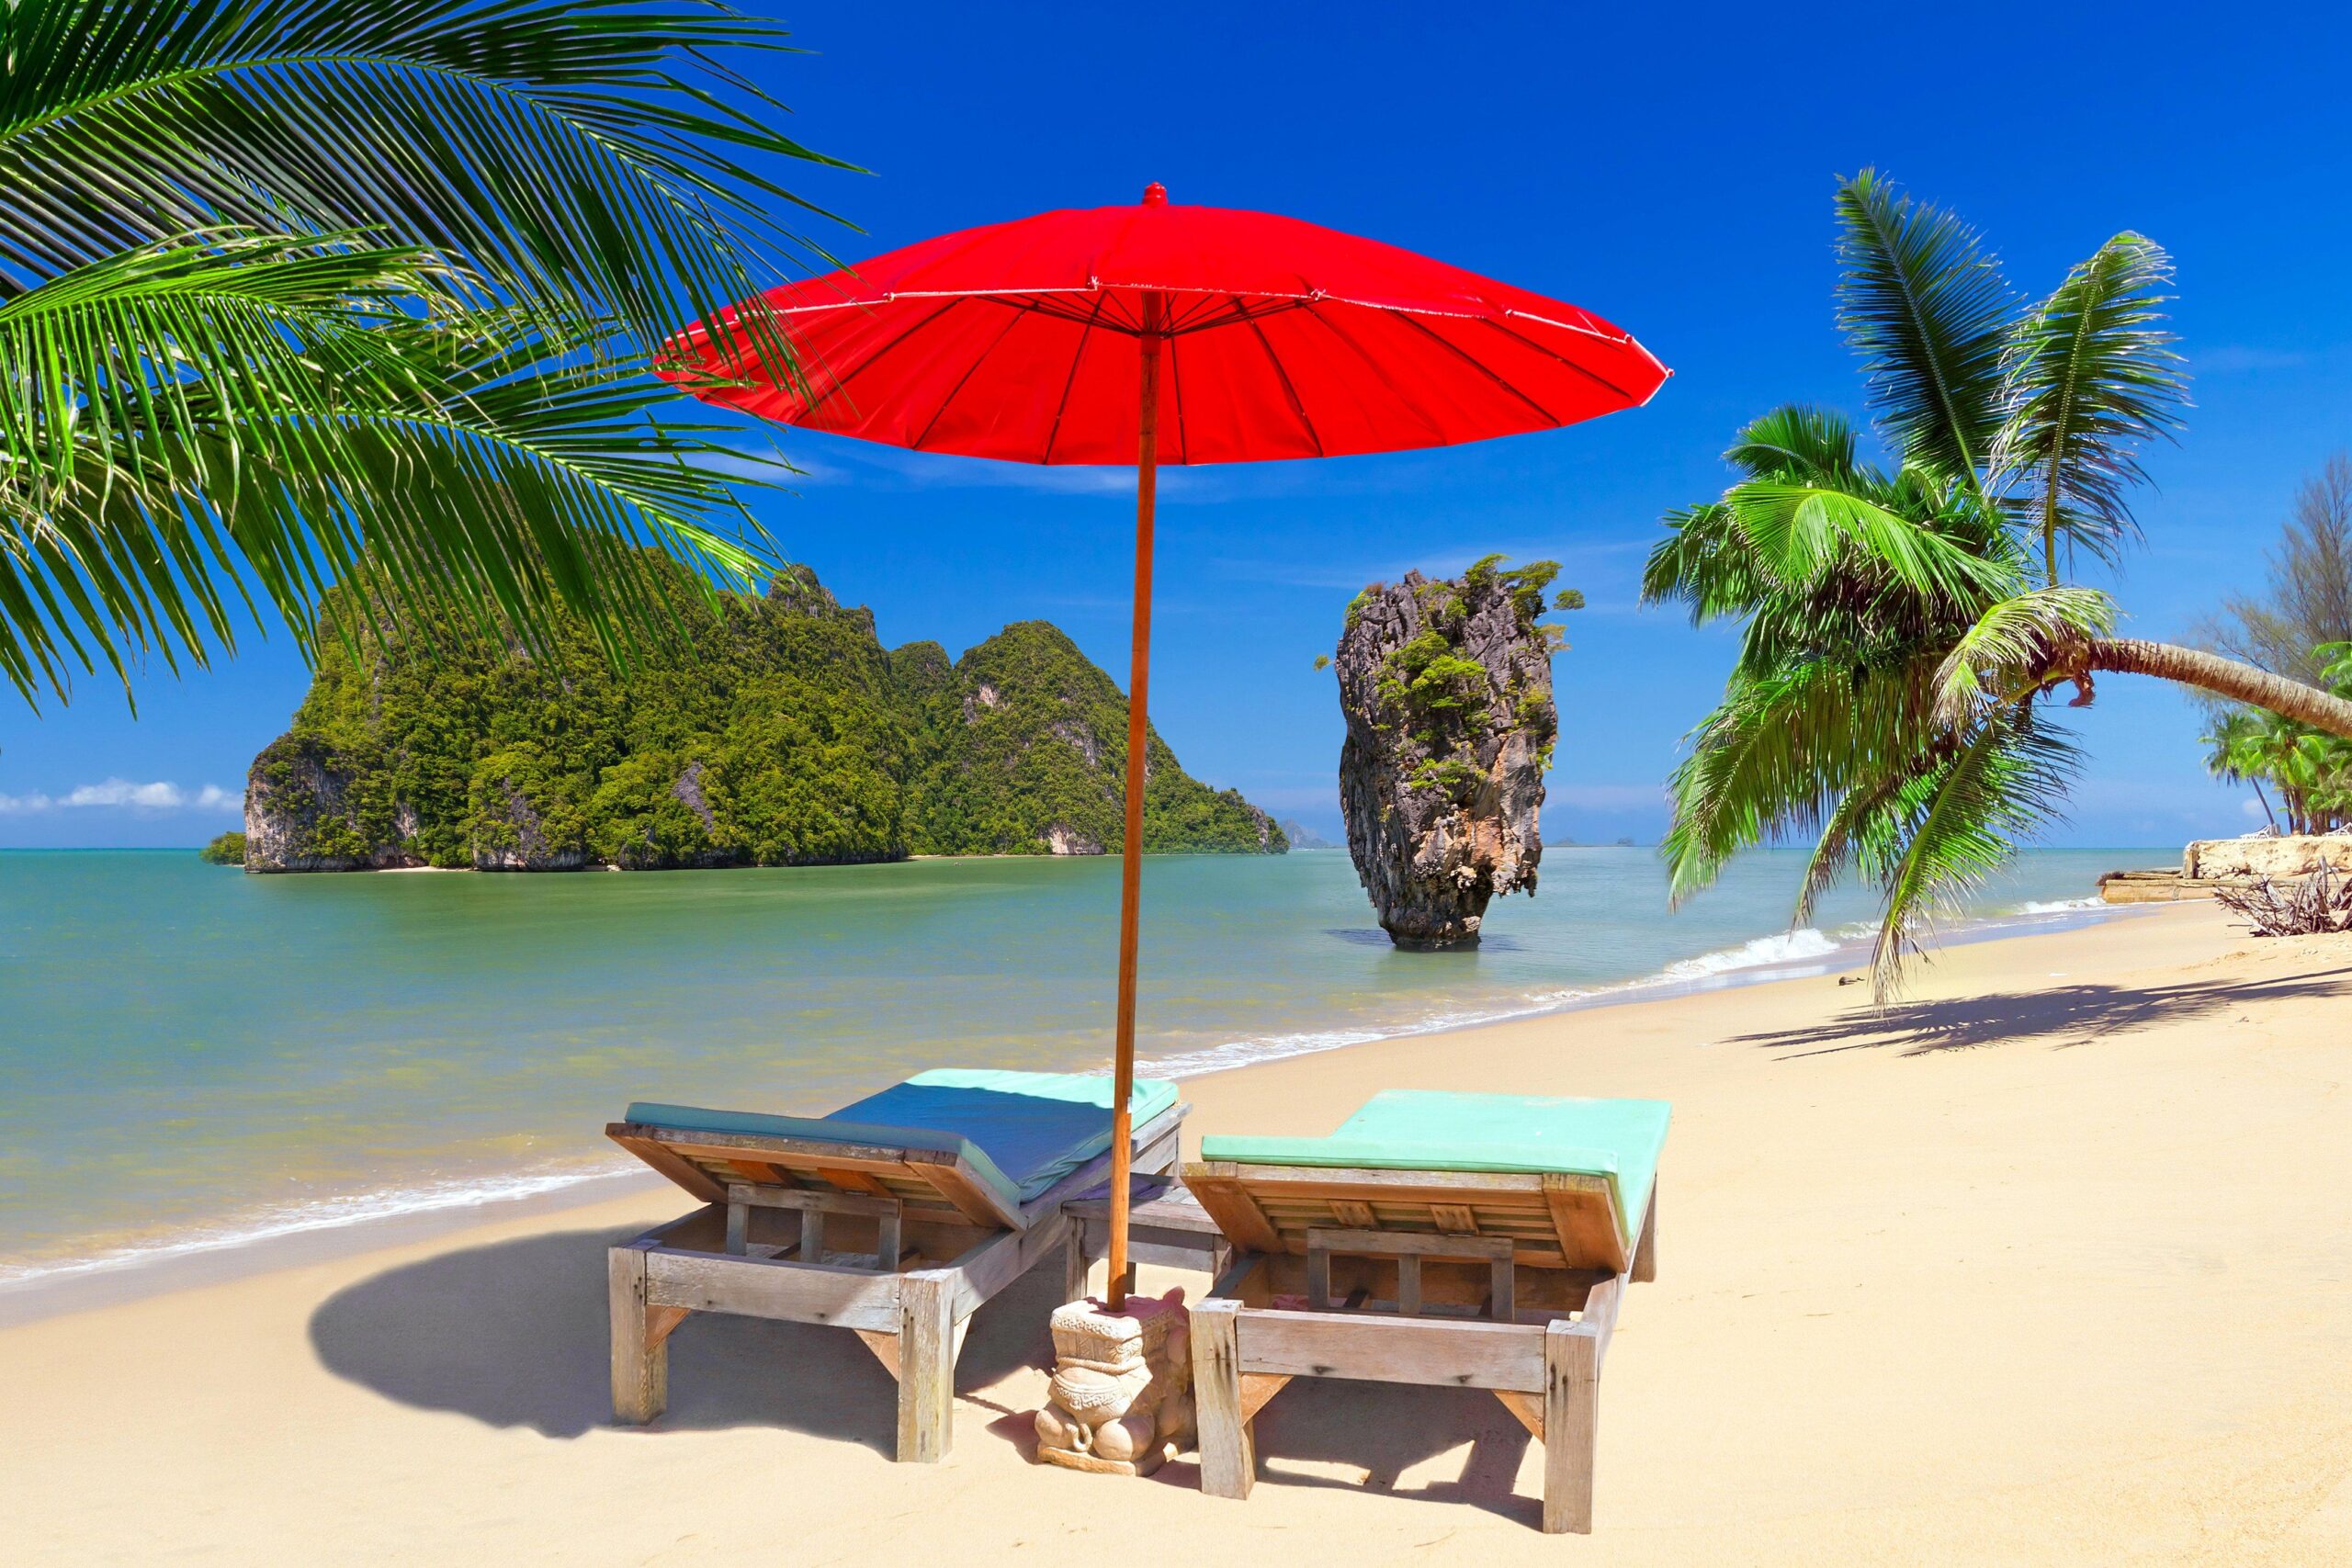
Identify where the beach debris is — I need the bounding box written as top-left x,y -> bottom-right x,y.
1333,557 -> 1567,948
1033,1289 -> 1193,1476
2212,863 -> 2352,936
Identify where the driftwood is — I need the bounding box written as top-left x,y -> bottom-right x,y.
2212,863 -> 2352,936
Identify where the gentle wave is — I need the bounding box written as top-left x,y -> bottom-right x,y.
1147,897 -> 2127,1081
0,1160 -> 638,1293
1,886 -> 2130,1295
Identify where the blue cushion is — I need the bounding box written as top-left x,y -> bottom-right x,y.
628,1068 -> 1177,1214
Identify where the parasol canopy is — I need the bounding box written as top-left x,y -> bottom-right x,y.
666,185 -> 1668,1309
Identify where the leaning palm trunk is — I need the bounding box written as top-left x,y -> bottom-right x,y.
2085,639 -> 2352,740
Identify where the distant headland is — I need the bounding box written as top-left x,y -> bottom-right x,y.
242,560 -> 1283,873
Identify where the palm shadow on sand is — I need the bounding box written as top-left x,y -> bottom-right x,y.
1730,967 -> 2352,1058
311,1224 -> 1548,1517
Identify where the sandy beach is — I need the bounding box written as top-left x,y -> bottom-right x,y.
3,900 -> 2347,1564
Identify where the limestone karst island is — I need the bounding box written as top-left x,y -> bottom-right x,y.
5,6 -> 2351,1564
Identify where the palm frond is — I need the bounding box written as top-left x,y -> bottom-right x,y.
1868,705 -> 2082,996
1723,404 -> 1864,484
1833,169 -> 2017,482
0,1 -> 851,370
1661,654 -> 1938,903
1990,232 -> 2188,583
2,263 -> 785,705
1722,478 -> 2009,604
1929,586 -> 2118,727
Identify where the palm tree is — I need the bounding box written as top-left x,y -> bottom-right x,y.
0,1 -> 853,708
2202,644 -> 2352,834
1645,172 -> 2352,993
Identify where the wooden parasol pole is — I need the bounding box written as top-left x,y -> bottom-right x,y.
1104,294 -> 1163,1312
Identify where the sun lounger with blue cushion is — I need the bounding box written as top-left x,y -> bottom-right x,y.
1182,1090 -> 1668,1533
606,1069 -> 1184,1461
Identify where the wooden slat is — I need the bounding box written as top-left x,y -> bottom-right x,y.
1238,1371 -> 1290,1423
1577,1271 -> 1623,1368
1207,1253 -> 1272,1308
1543,1322 -> 1601,1533
1430,1203 -> 1478,1234
642,1246 -> 902,1331
1494,1388 -> 1544,1438
645,1305 -> 691,1348
898,1272 -> 955,1462
854,1327 -> 900,1382
1329,1200 -> 1375,1228
1304,1226 -> 1515,1261
817,1166 -> 893,1197
1234,1307 -> 1546,1392
1397,1255 -> 1422,1317
728,1183 -> 901,1219
607,1243 -> 666,1423
1541,1172 -> 1630,1274
605,1128 -> 726,1204
1632,1183 -> 1657,1283
1182,1165 -> 1283,1253
1193,1300 -> 1254,1500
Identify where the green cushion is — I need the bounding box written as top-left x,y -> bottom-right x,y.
628,1068 -> 1177,1215
1201,1090 -> 1669,1244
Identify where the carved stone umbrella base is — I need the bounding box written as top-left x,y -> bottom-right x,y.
1034,1289 -> 1193,1476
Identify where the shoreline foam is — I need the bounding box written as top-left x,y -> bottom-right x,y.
0,893 -> 2137,1317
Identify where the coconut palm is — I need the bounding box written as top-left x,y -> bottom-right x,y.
1645,172 -> 2352,993
2202,645 -> 2352,834
0,1 -> 854,708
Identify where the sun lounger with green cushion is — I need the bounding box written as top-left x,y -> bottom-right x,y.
606,1068 -> 1184,1461
1182,1090 -> 1668,1533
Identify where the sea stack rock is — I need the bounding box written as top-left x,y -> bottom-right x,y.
1334,557 -> 1567,947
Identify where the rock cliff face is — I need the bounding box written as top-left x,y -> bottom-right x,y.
1334,558 -> 1565,947
243,556 -> 1284,872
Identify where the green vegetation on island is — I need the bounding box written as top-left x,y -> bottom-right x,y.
245,558 -> 1283,872
198,832 -> 246,866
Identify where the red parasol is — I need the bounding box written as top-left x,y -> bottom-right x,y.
668,186 -> 1668,1307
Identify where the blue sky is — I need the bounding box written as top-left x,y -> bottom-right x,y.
5,0 -> 2347,852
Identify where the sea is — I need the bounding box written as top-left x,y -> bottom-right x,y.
0,845 -> 2153,1300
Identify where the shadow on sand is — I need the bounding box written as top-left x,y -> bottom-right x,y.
311,1222 -> 1546,1519
310,1222 -> 1057,1451
1729,966 -> 2352,1059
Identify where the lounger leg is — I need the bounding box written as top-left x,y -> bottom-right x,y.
1632,1183 -> 1657,1284
1541,1321 -> 1600,1534
1064,1231 -> 1092,1303
1192,1299 -> 1254,1500
897,1271 -> 956,1462
607,1244 -> 667,1425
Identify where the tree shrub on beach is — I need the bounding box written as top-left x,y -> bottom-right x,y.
197,832 -> 245,866
1645,171 -> 2352,995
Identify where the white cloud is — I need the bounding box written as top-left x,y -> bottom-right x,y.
2241,797 -> 2270,820
0,778 -> 243,815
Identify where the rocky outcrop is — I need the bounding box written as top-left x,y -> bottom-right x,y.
243,735 -> 424,872
1334,558 -> 1566,947
2184,833 -> 2352,880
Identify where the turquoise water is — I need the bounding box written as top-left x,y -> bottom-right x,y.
0,846 -> 2142,1285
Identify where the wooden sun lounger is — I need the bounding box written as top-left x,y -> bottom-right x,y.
1182,1094 -> 1665,1533
605,1085 -> 1185,1461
